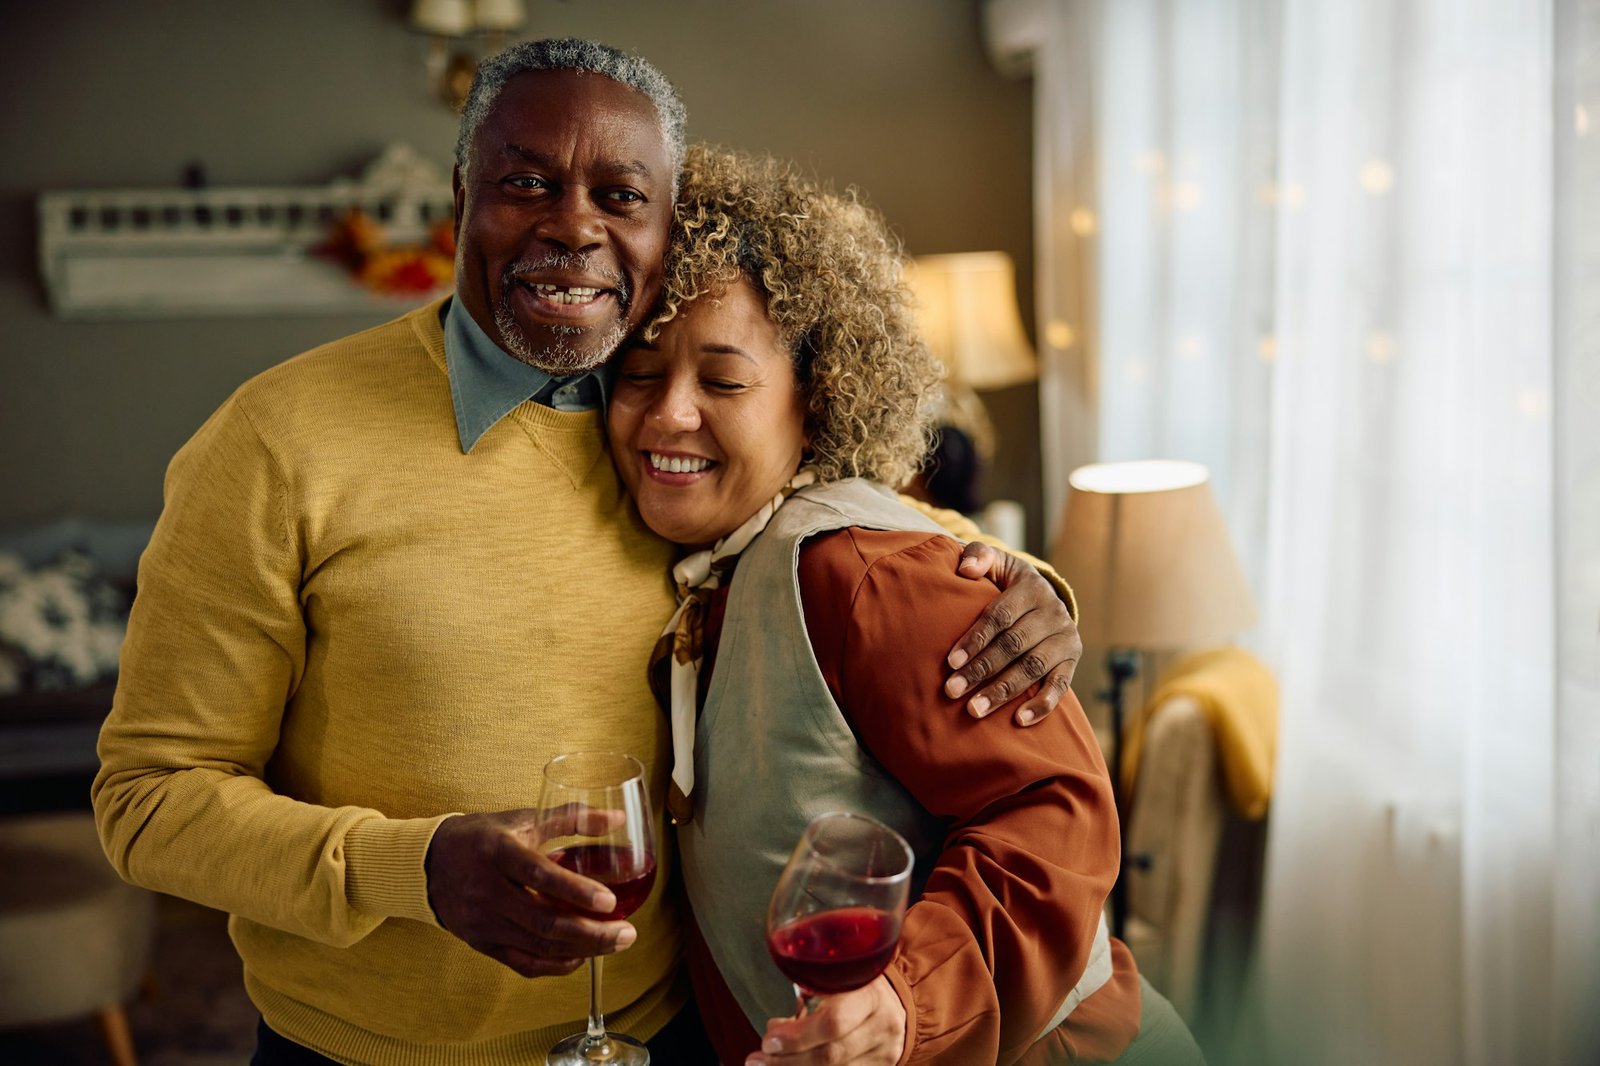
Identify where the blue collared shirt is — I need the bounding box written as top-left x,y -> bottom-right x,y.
442,297 -> 610,454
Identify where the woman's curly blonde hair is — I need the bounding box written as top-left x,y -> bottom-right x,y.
642,144 -> 942,488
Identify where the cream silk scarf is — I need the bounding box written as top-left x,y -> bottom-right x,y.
651,468 -> 817,823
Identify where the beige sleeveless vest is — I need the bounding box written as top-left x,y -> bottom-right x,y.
675,478 -> 1112,1043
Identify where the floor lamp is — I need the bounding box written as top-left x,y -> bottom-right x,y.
1049,460 -> 1256,940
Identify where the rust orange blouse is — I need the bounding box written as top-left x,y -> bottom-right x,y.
687,527 -> 1141,1064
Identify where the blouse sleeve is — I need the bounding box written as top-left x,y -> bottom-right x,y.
894,496 -> 1077,620
797,527 -> 1119,1065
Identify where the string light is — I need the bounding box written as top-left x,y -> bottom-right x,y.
1172,182 -> 1202,212
1069,208 -> 1098,237
1517,388 -> 1550,419
1578,105 -> 1591,137
1046,321 -> 1077,350
1359,160 -> 1395,195
1257,334 -> 1278,363
1136,151 -> 1167,176
1365,332 -> 1396,364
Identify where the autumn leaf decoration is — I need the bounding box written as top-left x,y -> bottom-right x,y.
317,209 -> 456,296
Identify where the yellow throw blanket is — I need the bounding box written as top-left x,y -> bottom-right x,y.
1119,647 -> 1279,820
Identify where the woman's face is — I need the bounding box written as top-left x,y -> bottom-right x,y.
608,279 -> 809,548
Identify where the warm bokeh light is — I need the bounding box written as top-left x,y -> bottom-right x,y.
1171,181 -> 1202,211
1578,104 -> 1591,137
1069,207 -> 1098,237
1046,320 -> 1077,349
1258,334 -> 1279,363
1365,331 -> 1396,363
1517,387 -> 1550,419
1177,334 -> 1202,360
1281,182 -> 1307,210
1136,150 -> 1167,175
1359,160 -> 1395,195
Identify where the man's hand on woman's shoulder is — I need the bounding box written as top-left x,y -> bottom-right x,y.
947,541 -> 1082,726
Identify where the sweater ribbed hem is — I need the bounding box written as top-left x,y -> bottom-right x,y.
344,814 -> 454,925
248,965 -> 688,1066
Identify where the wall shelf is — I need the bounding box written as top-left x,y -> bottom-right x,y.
37,144 -> 455,319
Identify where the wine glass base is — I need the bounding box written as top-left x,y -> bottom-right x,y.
546,1031 -> 649,1066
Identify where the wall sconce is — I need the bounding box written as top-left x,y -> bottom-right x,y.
411,0 -> 528,111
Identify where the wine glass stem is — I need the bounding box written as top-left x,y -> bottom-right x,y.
586,955 -> 608,1046
792,984 -> 824,1018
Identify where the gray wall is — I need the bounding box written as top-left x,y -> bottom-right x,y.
0,1 -> 1043,550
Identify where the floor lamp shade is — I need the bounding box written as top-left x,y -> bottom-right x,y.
1050,460 -> 1257,648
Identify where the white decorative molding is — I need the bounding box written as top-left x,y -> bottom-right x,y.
37,143 -> 455,318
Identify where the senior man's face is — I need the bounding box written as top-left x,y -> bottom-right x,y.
453,69 -> 674,373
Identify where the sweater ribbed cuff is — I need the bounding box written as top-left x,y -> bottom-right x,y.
342,813 -> 456,926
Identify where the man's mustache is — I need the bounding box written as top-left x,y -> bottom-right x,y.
501,253 -> 631,315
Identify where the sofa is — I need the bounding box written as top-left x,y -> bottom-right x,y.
0,518 -> 152,791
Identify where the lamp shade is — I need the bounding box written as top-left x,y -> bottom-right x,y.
473,0 -> 527,31
906,251 -> 1038,391
411,0 -> 474,35
1050,460 -> 1257,648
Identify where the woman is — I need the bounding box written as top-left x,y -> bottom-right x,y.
608,146 -> 1199,1065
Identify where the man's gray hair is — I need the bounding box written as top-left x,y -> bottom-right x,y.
455,38 -> 687,185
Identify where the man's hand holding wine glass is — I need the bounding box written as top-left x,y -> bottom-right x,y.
425,804 -> 641,978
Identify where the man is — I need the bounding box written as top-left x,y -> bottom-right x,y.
93,39 -> 1082,1064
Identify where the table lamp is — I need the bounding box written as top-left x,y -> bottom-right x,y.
1049,459 -> 1256,937
905,251 -> 1039,464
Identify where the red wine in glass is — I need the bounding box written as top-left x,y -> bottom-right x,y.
538,751 -> 657,1066
766,811 -> 914,1014
767,905 -> 900,996
550,844 -> 657,921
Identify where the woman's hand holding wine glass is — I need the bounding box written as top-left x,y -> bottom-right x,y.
747,976 -> 907,1066
750,812 -> 913,1066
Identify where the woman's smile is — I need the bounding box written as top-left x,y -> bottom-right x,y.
643,451 -> 717,478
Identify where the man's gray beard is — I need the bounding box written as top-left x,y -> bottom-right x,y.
495,252 -> 631,374
494,303 -> 628,375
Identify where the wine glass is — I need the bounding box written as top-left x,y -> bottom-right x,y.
765,811 -> 914,1016
539,751 -> 658,1066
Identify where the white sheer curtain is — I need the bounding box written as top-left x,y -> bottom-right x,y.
985,0 -> 1600,1062
1551,6 -> 1600,1063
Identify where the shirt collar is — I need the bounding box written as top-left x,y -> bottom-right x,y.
442,296 -> 611,454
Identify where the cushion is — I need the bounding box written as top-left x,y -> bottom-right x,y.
0,811 -> 155,1025
0,549 -> 129,697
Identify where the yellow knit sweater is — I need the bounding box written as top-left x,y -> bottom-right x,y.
92,300 -> 684,1064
